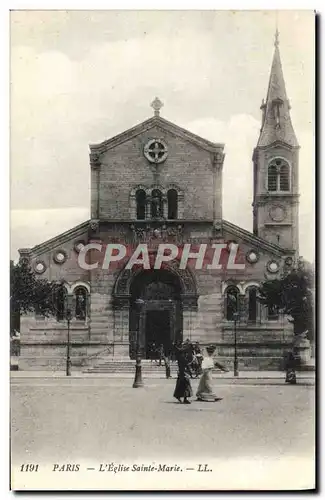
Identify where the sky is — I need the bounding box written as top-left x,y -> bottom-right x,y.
10,10 -> 315,261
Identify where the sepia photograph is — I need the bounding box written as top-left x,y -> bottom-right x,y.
10,9 -> 315,490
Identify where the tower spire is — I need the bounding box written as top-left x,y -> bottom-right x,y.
257,32 -> 298,148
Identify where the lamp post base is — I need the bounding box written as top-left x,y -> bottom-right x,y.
133,356 -> 144,388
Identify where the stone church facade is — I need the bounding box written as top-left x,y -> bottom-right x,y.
19,37 -> 300,370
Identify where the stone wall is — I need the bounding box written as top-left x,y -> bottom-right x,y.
96,126 -> 218,221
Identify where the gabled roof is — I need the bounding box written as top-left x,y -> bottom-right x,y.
19,220 -> 90,258
89,115 -> 224,154
222,219 -> 294,257
257,35 -> 299,149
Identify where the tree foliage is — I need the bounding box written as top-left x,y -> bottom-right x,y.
258,263 -> 314,342
10,259 -> 63,333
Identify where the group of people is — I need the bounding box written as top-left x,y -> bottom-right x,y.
148,339 -> 203,377
150,338 -> 300,400
173,341 -> 229,404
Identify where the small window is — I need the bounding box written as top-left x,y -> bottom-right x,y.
167,189 -> 178,219
75,287 -> 88,320
248,288 -> 257,322
268,165 -> 277,191
226,286 -> 239,321
279,164 -> 290,191
136,190 -> 146,220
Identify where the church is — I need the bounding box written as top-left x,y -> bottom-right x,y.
18,34 -> 300,371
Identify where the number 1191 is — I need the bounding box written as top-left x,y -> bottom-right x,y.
20,464 -> 39,472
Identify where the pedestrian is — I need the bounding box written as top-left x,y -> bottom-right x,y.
164,354 -> 171,379
196,345 -> 228,402
173,344 -> 193,404
158,343 -> 164,366
285,350 -> 297,384
193,341 -> 203,376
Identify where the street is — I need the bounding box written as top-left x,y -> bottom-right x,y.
11,377 -> 315,490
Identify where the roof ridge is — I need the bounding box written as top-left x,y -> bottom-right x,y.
89,115 -> 224,154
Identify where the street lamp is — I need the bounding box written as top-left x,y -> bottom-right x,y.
233,311 -> 240,377
133,298 -> 145,388
66,293 -> 73,377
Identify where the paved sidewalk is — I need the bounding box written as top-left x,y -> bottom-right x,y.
10,369 -> 315,381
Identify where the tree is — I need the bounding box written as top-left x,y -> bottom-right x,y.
10,259 -> 64,334
258,262 -> 314,343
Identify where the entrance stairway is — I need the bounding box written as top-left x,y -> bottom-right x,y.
84,359 -> 179,374
83,353 -> 316,374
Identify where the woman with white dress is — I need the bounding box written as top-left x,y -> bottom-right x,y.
196,345 -> 229,402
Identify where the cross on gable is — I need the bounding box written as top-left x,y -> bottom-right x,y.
151,97 -> 164,116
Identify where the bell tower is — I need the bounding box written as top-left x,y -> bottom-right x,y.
252,30 -> 300,256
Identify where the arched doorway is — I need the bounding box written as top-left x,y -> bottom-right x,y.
129,269 -> 182,359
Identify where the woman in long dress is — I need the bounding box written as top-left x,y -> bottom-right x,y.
173,344 -> 193,404
196,345 -> 228,402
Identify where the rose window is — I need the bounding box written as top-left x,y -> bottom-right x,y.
144,139 -> 168,164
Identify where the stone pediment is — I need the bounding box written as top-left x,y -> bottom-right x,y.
89,115 -> 224,156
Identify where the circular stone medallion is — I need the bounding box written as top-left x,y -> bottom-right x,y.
246,250 -> 259,264
144,139 -> 168,163
267,260 -> 280,274
54,250 -> 67,264
269,205 -> 286,222
34,261 -> 46,274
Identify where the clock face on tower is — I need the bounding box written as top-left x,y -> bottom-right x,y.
144,139 -> 168,163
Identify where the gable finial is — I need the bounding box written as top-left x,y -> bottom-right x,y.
151,97 -> 163,117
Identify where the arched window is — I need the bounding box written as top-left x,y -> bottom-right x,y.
151,189 -> 163,218
248,287 -> 258,322
268,159 -> 290,192
279,164 -> 290,191
167,189 -> 178,219
225,286 -> 239,321
56,286 -> 67,321
75,286 -> 88,320
268,165 -> 277,191
136,190 -> 146,220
